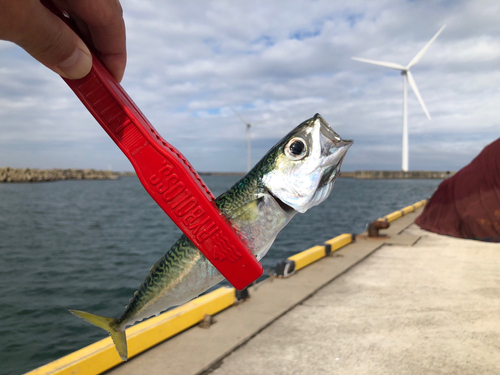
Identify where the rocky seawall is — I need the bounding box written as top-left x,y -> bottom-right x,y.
340,170 -> 455,179
0,167 -> 134,183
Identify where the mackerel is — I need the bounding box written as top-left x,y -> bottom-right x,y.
70,113 -> 352,360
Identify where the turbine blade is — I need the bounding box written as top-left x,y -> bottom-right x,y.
407,71 -> 431,120
352,57 -> 405,70
230,107 -> 250,126
407,25 -> 446,69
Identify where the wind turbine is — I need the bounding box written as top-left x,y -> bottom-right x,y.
352,25 -> 446,172
231,108 -> 253,172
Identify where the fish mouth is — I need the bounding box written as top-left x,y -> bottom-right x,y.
268,189 -> 296,214
320,140 -> 352,169
315,114 -> 353,171
308,115 -> 352,208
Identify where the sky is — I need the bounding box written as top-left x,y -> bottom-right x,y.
0,0 -> 499,172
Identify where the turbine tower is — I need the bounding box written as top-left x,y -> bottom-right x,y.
231,108 -> 252,172
352,25 -> 445,172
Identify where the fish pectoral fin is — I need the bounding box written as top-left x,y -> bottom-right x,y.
227,193 -> 266,222
70,309 -> 128,361
232,200 -> 260,222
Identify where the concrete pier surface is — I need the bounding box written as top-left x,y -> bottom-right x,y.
108,208 -> 500,375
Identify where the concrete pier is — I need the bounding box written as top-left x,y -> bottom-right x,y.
106,208 -> 500,375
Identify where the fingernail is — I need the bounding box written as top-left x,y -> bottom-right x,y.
57,48 -> 92,79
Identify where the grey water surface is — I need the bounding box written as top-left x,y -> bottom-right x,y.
0,176 -> 441,375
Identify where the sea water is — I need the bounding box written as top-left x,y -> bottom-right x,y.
0,176 -> 440,375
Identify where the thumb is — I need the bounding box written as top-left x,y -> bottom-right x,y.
12,1 -> 92,80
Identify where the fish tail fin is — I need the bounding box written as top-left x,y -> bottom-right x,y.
70,309 -> 128,361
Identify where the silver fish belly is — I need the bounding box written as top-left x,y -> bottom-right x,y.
120,190 -> 294,327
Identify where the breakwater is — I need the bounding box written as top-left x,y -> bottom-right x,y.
0,167 -> 132,183
0,168 -> 453,182
341,170 -> 454,179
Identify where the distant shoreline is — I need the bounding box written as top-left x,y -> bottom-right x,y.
202,171 -> 455,179
0,167 -> 455,183
198,172 -> 245,176
198,171 -> 455,179
340,170 -> 455,179
0,167 -> 135,183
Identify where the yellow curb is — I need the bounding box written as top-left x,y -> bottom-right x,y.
325,233 -> 353,251
289,233 -> 353,271
401,205 -> 415,215
378,199 -> 427,223
384,210 -> 403,222
289,245 -> 326,271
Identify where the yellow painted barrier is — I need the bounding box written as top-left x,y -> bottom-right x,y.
325,233 -> 353,251
26,287 -> 235,375
288,233 -> 353,272
414,199 -> 427,209
380,199 -> 427,222
401,205 -> 414,215
288,245 -> 325,271
384,210 -> 403,222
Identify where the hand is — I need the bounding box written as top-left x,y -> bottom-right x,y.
0,0 -> 126,82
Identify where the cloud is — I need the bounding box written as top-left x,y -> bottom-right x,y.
0,0 -> 498,172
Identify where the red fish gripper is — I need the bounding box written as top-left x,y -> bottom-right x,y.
42,0 -> 263,290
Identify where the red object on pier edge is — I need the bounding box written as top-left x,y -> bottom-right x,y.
415,138 -> 500,242
42,0 -> 263,290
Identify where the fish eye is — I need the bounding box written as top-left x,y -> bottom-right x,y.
285,137 -> 307,160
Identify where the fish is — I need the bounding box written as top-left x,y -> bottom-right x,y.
70,113 -> 352,361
